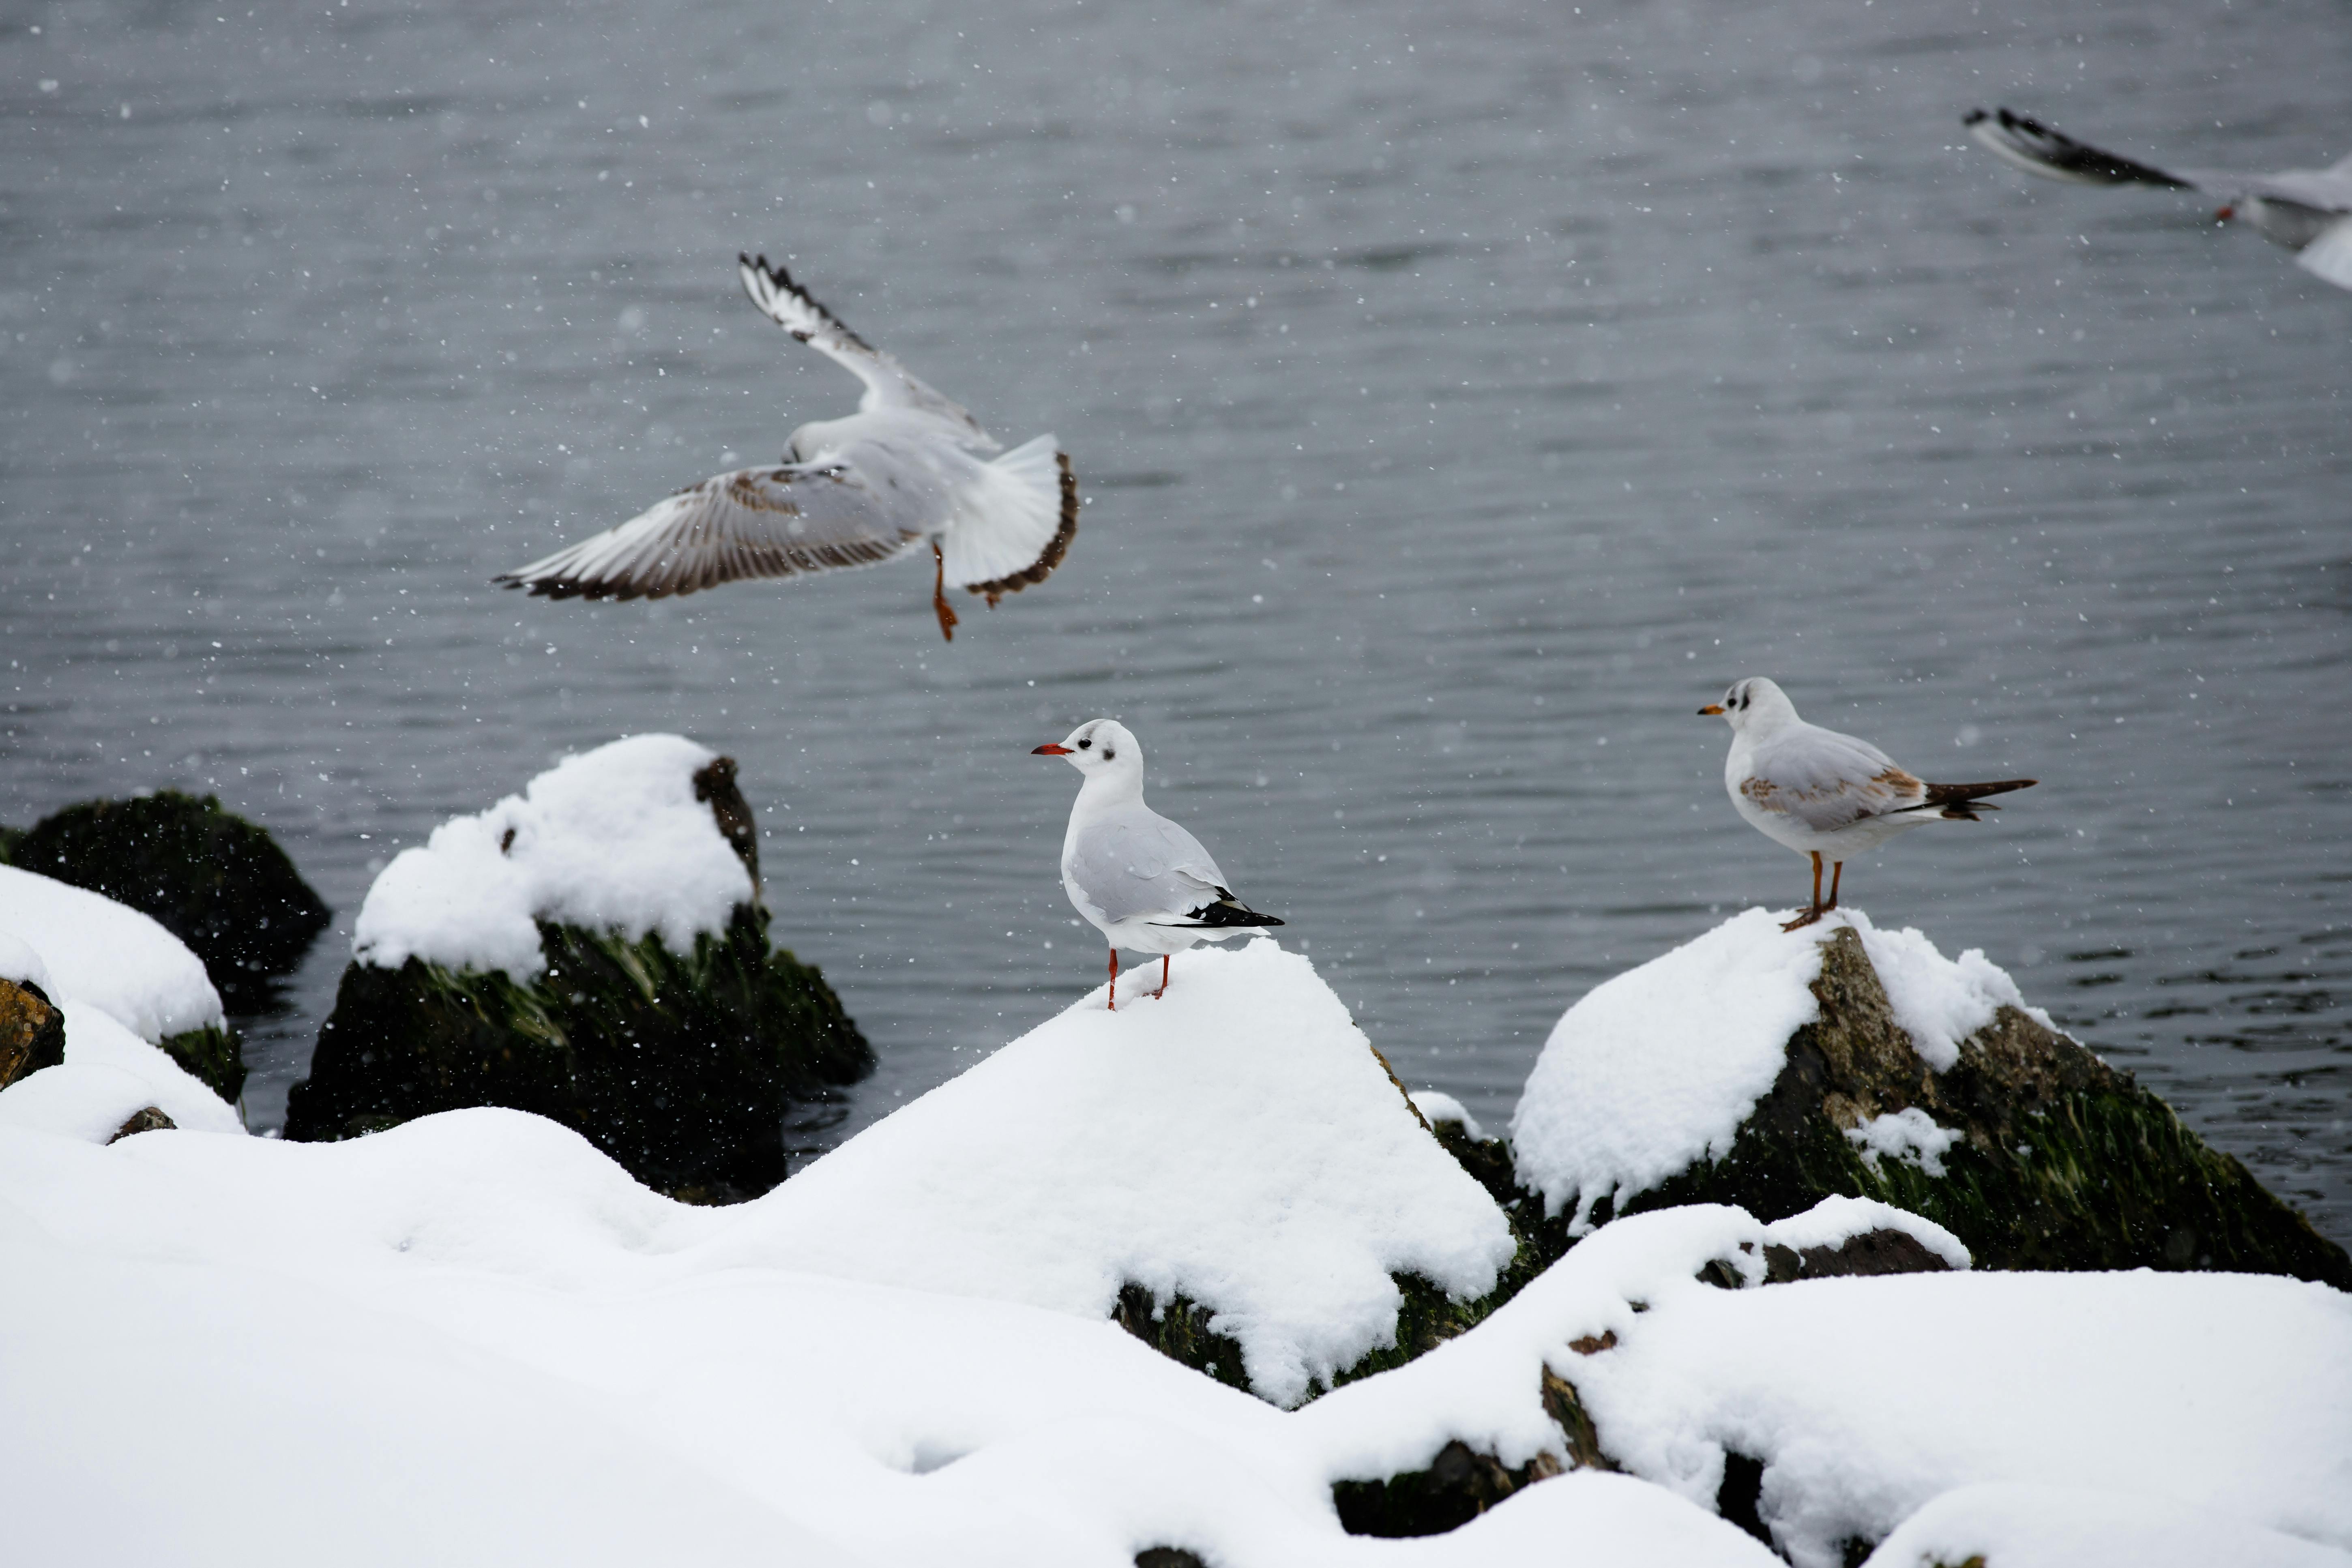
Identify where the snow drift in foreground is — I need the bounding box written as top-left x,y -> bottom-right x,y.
1511,906 -> 2051,1232
351,733 -> 755,980
1861,1482 -> 2352,1568
0,864 -> 225,1042
705,937 -> 1517,1406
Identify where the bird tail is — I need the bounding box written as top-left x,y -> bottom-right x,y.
1961,108 -> 2190,190
940,436 -> 1079,605
1919,779 -> 2038,821
1151,891 -> 1285,930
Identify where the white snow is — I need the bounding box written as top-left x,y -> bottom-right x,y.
1512,907 -> 2057,1230
1845,1107 -> 1959,1177
0,1002 -> 245,1140
1410,1089 -> 1483,1139
1567,1265 -> 2352,1568
352,733 -> 756,981
0,865 -> 225,1042
1863,1482 -> 2352,1568
1758,1192 -> 1971,1271
0,928 -> 52,992
701,938 -> 1517,1407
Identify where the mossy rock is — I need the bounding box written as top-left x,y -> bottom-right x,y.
0,976 -> 67,1090
283,904 -> 872,1202
161,1022 -> 247,1104
1570,928 -> 2351,1287
10,792 -> 330,1011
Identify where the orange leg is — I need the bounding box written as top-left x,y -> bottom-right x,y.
1107,947 -> 1118,1012
931,540 -> 959,642
1156,955 -> 1170,999
1826,861 -> 1844,912
1781,851 -> 1827,932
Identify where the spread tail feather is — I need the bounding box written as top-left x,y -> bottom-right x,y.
941,436 -> 1080,605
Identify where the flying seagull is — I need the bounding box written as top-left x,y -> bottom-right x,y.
1964,107 -> 2352,291
1701,679 -> 2037,931
496,255 -> 1079,640
1033,719 -> 1284,1009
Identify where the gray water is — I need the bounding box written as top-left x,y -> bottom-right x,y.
4,0 -> 2348,1240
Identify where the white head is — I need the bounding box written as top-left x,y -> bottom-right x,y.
1698,677 -> 1801,735
1032,718 -> 1143,789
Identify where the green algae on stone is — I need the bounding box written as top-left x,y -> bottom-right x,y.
284,904 -> 870,1202
11,792 -> 329,1011
160,1021 -> 247,1104
1585,927 -> 2351,1288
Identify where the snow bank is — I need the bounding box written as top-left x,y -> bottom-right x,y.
0,1003 -> 244,1140
352,734 -> 754,981
0,929 -> 52,992
703,938 -> 1516,1407
1410,1090 -> 1483,1139
1568,1267 -> 2352,1566
1863,1483 -> 2352,1568
1512,907 -> 2050,1230
0,865 -> 224,1041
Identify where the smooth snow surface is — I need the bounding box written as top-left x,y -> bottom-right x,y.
707,938 -> 1515,1407
0,865 -> 225,1041
351,733 -> 755,980
1863,1482 -> 2352,1568
1513,907 -> 2054,1229
1570,1266 -> 2352,1568
0,929 -> 52,992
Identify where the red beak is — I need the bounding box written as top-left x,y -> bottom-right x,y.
1032,743 -> 1073,755
2216,205 -> 2235,221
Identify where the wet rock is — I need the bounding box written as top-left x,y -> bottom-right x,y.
1588,928 -> 2351,1287
283,759 -> 871,1202
0,976 -> 67,1090
108,1105 -> 176,1142
6,792 -> 329,1011
1132,1551 -> 1208,1568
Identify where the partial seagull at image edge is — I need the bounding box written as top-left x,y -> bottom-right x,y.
1964,107 -> 2352,291
495,255 -> 1079,640
1702,678 -> 2037,932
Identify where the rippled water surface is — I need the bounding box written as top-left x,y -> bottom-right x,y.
5,0 -> 2348,1238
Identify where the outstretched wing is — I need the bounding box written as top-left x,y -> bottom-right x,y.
1964,107 -> 2200,190
738,254 -> 996,450
495,463 -> 929,601
1741,727 -> 1929,835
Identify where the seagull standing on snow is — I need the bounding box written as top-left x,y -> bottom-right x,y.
1701,679 -> 2037,932
497,255 -> 1079,640
1964,107 -> 2352,291
1032,719 -> 1284,1010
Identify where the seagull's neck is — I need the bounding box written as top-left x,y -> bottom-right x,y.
1071,764 -> 1145,816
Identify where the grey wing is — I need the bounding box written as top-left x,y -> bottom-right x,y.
1069,811 -> 1228,925
1741,727 -> 1929,834
1964,107 -> 2200,190
739,255 -> 997,451
495,463 -> 929,601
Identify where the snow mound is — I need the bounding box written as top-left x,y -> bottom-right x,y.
1410,1090 -> 1483,1140
1512,907 -> 2050,1230
0,865 -> 225,1042
1759,1193 -> 1970,1271
1568,1266 -> 2352,1567
0,1002 -> 243,1141
0,929 -> 52,993
702,937 -> 1517,1407
1863,1482 -> 2352,1568
352,734 -> 755,981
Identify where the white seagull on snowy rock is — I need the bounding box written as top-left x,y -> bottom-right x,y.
1965,107 -> 2352,291
1702,679 -> 2037,932
1034,719 -> 1283,1009
497,255 -> 1079,640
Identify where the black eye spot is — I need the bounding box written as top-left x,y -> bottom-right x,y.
1077,738 -> 1091,749
1102,747 -> 1115,759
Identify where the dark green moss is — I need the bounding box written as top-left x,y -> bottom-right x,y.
160,1022 -> 247,1104
0,824 -> 23,864
12,792 -> 329,1011
283,903 -> 871,1201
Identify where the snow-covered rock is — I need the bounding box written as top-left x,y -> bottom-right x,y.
0,929 -> 53,993
1508,908 -> 2352,1285
0,865 -> 225,1043
288,738 -> 867,1201
703,937 -> 1516,1407
352,733 -> 756,982
1861,1482 -> 2352,1568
